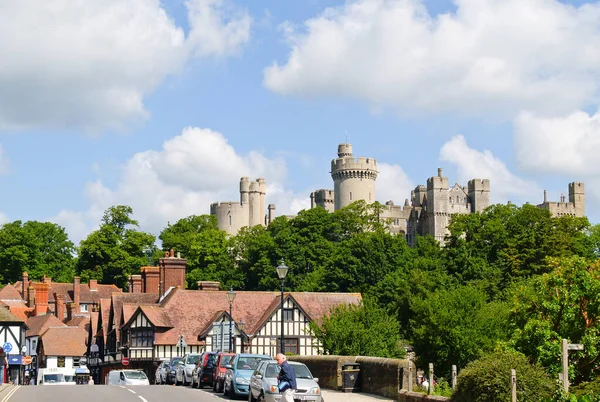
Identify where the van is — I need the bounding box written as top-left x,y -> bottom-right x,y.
38,368 -> 77,385
106,369 -> 150,386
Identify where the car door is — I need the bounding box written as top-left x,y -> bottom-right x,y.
250,361 -> 266,399
224,354 -> 237,392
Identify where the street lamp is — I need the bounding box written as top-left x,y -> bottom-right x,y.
276,260 -> 289,354
226,288 -> 237,353
238,320 -> 246,353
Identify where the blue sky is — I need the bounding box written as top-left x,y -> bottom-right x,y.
1,0 -> 599,243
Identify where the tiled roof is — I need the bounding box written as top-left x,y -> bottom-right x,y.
13,281 -> 122,304
65,316 -> 88,329
0,305 -> 25,323
90,311 -> 99,340
9,306 -> 33,322
152,289 -> 361,346
40,326 -> 87,356
97,298 -> 111,343
0,284 -> 24,301
26,314 -> 66,337
137,305 -> 172,328
111,293 -> 159,342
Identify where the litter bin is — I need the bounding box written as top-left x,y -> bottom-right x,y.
341,363 -> 360,393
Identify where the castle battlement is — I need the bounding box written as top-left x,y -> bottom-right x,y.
331,157 -> 378,173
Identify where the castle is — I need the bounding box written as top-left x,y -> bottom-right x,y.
211,143 -> 586,244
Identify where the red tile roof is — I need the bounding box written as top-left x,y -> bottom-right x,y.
40,326 -> 87,356
110,293 -> 159,342
13,281 -> 122,304
97,298 -> 111,343
138,305 -> 172,328
26,314 -> 67,337
0,284 -> 25,301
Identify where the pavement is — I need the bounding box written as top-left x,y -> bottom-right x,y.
0,384 -> 13,395
321,389 -> 395,402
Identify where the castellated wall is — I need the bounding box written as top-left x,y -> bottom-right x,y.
537,182 -> 585,218
210,201 -> 249,235
311,189 -> 335,213
331,156 -> 378,211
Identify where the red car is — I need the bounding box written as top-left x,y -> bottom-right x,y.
212,352 -> 234,392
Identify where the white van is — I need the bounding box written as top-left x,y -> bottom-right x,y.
106,370 -> 150,386
38,368 -> 77,385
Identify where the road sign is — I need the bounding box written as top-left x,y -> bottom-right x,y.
568,344 -> 584,351
122,357 -> 129,366
22,356 -> 32,365
2,343 -> 12,353
176,335 -> 187,349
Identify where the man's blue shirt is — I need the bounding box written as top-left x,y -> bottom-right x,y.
279,361 -> 297,391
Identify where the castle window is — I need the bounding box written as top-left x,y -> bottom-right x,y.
350,192 -> 353,201
229,216 -> 232,226
369,192 -> 372,201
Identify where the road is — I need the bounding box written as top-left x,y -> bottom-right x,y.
3,384 -> 225,402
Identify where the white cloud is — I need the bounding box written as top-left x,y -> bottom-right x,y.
376,163 -> 414,205
515,110 -> 600,176
0,0 -> 251,131
440,135 -> 540,204
52,127 -> 303,244
0,212 -> 8,225
265,0 -> 600,118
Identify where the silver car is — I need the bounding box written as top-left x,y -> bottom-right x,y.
176,353 -> 202,385
154,360 -> 170,384
249,360 -> 321,402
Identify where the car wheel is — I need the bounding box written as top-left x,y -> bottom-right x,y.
213,382 -> 217,392
228,383 -> 236,398
199,380 -> 204,389
257,393 -> 265,402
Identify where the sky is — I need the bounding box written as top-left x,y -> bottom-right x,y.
1,0 -> 600,245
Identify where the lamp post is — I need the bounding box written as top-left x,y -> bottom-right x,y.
276,260 -> 289,354
226,288 -> 237,353
238,320 -> 246,353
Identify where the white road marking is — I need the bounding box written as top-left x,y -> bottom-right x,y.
128,389 -> 137,394
1,386 -> 20,402
138,396 -> 148,402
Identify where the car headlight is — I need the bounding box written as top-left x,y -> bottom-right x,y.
170,370 -> 176,374
308,387 -> 320,394
235,377 -> 250,385
269,385 -> 278,393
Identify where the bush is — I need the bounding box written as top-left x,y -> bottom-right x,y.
570,377 -> 600,401
452,350 -> 556,402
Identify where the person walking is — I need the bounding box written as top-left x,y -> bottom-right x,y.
88,376 -> 95,385
275,354 -> 296,402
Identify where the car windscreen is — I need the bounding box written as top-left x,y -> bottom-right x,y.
236,357 -> 268,370
170,358 -> 181,366
265,364 -> 280,378
292,364 -> 313,379
187,355 -> 200,364
44,374 -> 64,383
220,355 -> 233,367
124,371 -> 148,380
206,354 -> 218,367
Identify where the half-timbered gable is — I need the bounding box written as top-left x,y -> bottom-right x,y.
0,306 -> 26,357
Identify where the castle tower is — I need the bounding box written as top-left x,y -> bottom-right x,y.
568,182 -> 585,217
249,178 -> 266,226
426,168 -> 450,243
331,143 -> 378,211
240,177 -> 250,205
467,178 -> 491,213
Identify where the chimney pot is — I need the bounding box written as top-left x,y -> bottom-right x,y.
169,249 -> 175,258
73,276 -> 81,310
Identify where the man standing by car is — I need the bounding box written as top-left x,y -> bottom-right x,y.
275,354 -> 296,402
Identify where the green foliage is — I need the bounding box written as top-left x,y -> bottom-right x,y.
510,256 -> 600,382
76,205 -> 156,288
410,285 -> 511,375
0,220 -> 76,283
308,297 -> 405,358
570,376 -> 600,401
452,350 -> 556,402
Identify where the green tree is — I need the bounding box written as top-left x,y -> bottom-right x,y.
510,256 -> 600,383
76,205 -> 156,288
410,285 -> 511,376
452,350 -> 555,402
0,220 -> 76,283
309,297 -> 405,358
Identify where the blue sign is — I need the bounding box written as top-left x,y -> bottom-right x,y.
2,343 -> 12,353
8,355 -> 21,365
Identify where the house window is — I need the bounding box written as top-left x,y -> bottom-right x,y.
80,304 -> 88,313
283,338 -> 298,354
283,309 -> 294,321
130,328 -> 153,348
57,356 -> 65,368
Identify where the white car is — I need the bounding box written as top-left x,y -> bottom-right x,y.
175,353 -> 201,386
249,361 -> 321,402
155,360 -> 169,384
107,370 -> 150,386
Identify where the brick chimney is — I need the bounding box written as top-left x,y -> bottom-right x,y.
197,281 -> 220,291
66,302 -> 74,321
159,249 -> 187,296
27,285 -> 35,308
141,267 -> 160,294
34,283 -> 50,316
89,279 -> 97,291
21,272 -> 28,301
54,293 -> 66,322
73,276 -> 80,311
128,275 -> 142,293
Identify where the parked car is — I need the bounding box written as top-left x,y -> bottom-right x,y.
249,360 -> 321,402
212,352 -> 234,392
166,357 -> 183,385
223,353 -> 271,398
154,360 -> 170,384
107,370 -> 150,386
191,351 -> 217,388
176,353 -> 202,385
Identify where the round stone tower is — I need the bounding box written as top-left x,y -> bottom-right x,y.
331,143 -> 378,211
